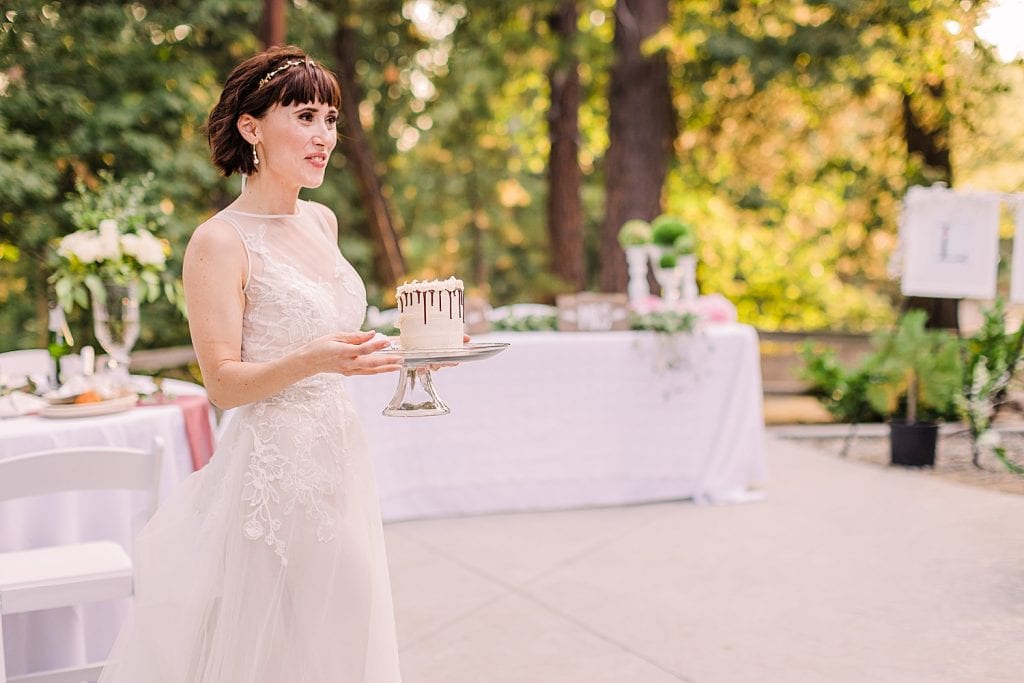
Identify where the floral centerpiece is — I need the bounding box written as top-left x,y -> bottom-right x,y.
49,172 -> 183,378
50,172 -> 182,313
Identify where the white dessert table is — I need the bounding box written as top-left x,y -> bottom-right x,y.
347,324 -> 768,522
0,398 -> 198,679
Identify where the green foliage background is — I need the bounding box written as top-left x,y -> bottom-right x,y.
1,0 -> 1023,353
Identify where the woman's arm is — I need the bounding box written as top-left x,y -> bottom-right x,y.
183,219 -> 400,410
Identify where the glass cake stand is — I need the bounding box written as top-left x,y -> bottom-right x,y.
374,342 -> 509,417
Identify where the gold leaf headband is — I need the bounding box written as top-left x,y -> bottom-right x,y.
257,59 -> 310,90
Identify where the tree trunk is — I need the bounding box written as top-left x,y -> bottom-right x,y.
906,372 -> 918,425
261,0 -> 286,49
546,0 -> 585,292
599,0 -> 673,293
467,171 -> 488,292
902,86 -> 958,331
332,17 -> 406,287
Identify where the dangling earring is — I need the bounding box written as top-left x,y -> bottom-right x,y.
252,143 -> 260,167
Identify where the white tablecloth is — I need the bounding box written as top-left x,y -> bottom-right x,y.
347,324 -> 767,522
0,404 -> 196,678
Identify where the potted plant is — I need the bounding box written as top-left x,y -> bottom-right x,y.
617,219 -> 654,306
800,342 -> 885,456
652,215 -> 698,301
650,215 -> 698,303
866,311 -> 961,466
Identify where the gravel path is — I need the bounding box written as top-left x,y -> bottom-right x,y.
794,426 -> 1024,496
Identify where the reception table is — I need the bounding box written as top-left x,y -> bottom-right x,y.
346,324 -> 768,522
0,396 -> 201,679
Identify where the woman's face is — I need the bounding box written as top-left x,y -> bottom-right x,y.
255,100 -> 338,189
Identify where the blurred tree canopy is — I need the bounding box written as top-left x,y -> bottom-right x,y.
1,0 -> 1022,353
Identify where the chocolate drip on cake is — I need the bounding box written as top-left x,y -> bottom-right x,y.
396,279 -> 465,351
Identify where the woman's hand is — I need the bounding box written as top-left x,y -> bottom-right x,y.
305,330 -> 403,376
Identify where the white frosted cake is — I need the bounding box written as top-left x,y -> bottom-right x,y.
396,277 -> 465,350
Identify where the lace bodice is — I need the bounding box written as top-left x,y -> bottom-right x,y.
217,200 -> 367,368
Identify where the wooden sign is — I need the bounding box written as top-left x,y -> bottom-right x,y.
900,186 -> 1000,299
556,293 -> 630,332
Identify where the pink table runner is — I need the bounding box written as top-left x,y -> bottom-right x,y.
141,394 -> 215,470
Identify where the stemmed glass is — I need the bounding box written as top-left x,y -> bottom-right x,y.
91,280 -> 140,381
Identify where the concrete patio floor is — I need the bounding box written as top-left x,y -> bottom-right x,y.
385,436 -> 1024,683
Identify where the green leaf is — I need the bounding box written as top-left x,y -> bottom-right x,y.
83,274 -> 104,301
72,286 -> 89,310
54,277 -> 72,302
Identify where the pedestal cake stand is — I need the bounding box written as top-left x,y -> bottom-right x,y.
374,342 -> 509,417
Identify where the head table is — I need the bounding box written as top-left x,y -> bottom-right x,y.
342,323 -> 768,523
0,384 -> 204,680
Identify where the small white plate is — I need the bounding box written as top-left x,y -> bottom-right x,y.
39,394 -> 138,419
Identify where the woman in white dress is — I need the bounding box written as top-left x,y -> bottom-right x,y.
99,46 -> 406,682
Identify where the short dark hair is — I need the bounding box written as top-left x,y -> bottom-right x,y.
206,46 -> 342,177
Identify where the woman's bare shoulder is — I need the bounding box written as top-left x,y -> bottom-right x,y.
306,200 -> 339,240
186,216 -> 246,257
183,216 -> 249,288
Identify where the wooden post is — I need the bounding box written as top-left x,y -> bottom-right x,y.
262,0 -> 286,49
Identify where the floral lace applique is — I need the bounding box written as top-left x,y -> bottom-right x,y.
239,382 -> 352,565
226,217 -> 366,565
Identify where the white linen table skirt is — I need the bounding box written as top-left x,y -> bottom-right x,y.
0,404 -> 194,678
348,324 -> 768,522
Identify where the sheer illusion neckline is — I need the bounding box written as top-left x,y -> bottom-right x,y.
222,200 -> 307,218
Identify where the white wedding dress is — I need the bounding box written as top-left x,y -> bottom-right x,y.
99,201 -> 403,682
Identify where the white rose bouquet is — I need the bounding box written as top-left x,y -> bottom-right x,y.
50,172 -> 183,313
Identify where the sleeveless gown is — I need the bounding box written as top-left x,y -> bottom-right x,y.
98,201 -> 403,682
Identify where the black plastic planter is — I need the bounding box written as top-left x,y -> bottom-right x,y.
889,420 -> 939,467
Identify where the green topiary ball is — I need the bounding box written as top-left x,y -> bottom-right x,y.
617,219 -> 653,247
651,215 -> 695,248
673,233 -> 696,255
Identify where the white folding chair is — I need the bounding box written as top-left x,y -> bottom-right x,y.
0,438 -> 164,683
0,351 -> 81,390
0,351 -> 52,385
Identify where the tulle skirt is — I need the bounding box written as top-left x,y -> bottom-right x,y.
98,393 -> 403,683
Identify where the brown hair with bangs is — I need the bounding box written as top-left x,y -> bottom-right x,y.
206,45 -> 341,177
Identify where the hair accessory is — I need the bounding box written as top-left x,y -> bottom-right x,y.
257,59 -> 308,90
252,143 -> 259,166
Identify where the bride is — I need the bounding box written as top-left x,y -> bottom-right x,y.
99,46 -> 405,682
